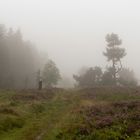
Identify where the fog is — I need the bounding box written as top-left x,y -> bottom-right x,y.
0,0 -> 140,87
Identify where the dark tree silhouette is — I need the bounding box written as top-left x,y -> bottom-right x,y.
103,33 -> 126,84
73,66 -> 102,87
42,60 -> 61,88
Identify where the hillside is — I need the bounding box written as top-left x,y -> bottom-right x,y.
0,87 -> 139,140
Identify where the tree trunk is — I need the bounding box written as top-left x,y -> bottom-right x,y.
112,59 -> 116,85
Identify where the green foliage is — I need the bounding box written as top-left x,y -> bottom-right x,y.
102,67 -> 115,85
0,87 -> 139,139
73,66 -> 102,87
74,66 -> 138,87
0,116 -> 25,132
102,67 -> 138,86
52,97 -> 140,140
43,60 -> 61,87
103,33 -> 126,84
104,47 -> 126,62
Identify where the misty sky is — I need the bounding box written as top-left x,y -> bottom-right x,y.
0,0 -> 140,80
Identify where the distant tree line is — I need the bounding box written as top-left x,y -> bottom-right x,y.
73,66 -> 137,87
0,24 -> 61,89
73,33 -> 138,87
0,24 -> 137,89
0,24 -> 42,89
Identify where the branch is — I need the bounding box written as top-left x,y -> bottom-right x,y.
115,60 -> 122,74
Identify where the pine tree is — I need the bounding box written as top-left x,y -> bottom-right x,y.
103,33 -> 126,84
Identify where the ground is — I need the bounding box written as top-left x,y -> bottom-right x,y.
0,87 -> 139,140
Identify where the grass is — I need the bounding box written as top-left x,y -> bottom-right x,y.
0,87 -> 139,140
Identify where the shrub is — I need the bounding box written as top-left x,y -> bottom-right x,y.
0,116 -> 25,131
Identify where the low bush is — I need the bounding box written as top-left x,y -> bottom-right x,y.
0,116 -> 25,132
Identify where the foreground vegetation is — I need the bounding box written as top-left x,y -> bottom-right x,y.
0,87 -> 139,140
